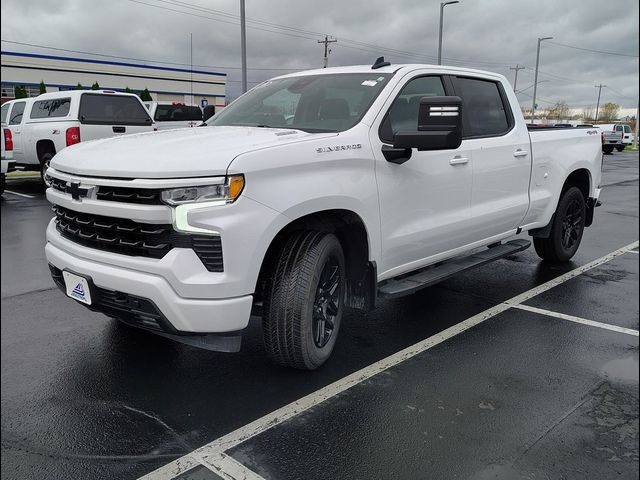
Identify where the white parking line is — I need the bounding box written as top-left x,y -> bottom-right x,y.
513,304 -> 639,337
628,250 -> 639,254
3,190 -> 35,199
140,240 -> 639,480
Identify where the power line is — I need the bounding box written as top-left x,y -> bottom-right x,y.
547,41 -> 639,58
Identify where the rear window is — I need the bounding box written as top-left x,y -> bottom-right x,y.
623,125 -> 631,133
9,101 -> 26,125
79,94 -> 152,125
453,77 -> 511,137
154,105 -> 203,122
615,125 -> 623,132
30,98 -> 71,119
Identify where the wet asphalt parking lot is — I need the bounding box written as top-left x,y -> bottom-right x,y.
1,150 -> 638,480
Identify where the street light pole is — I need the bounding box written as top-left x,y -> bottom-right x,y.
531,36 -> 553,124
438,1 -> 460,65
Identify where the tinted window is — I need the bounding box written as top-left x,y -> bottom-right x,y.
615,125 -> 623,132
154,105 -> 203,122
624,125 -> 631,133
454,77 -> 510,137
79,94 -> 152,125
9,101 -> 26,125
380,76 -> 445,141
210,73 -> 392,133
1,103 -> 9,124
30,98 -> 71,119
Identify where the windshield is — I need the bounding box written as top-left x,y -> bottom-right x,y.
208,73 -> 392,132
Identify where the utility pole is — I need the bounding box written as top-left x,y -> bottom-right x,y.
594,83 -> 605,123
509,64 -> 525,91
531,36 -> 553,124
438,1 -> 460,65
318,35 -> 337,68
240,0 -> 247,94
190,33 -> 193,105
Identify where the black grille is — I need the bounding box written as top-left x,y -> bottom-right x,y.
49,264 -> 172,333
53,205 -> 223,271
50,178 -> 162,205
96,186 -> 162,204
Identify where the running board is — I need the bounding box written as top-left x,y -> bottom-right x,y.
378,239 -> 531,298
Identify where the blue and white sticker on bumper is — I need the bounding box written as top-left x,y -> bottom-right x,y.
62,271 -> 92,305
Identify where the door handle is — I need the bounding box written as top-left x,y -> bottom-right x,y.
449,156 -> 469,165
513,149 -> 528,157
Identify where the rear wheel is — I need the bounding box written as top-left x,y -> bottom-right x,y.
533,186 -> 586,263
262,231 -> 345,370
602,146 -> 614,154
40,152 -> 54,187
616,146 -> 625,152
0,173 -> 5,195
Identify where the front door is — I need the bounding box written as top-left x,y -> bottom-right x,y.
371,74 -> 473,279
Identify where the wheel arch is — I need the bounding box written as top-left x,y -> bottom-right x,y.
36,139 -> 56,162
255,209 -> 377,312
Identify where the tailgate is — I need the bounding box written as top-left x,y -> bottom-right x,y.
79,93 -> 154,141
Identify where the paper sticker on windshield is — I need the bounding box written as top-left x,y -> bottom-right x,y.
361,80 -> 378,87
376,77 -> 385,82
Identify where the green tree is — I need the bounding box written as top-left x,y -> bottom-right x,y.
91,82 -> 100,90
14,85 -> 27,99
76,83 -> 84,90
124,86 -> 132,93
140,88 -> 153,101
599,102 -> 620,123
39,80 -> 47,95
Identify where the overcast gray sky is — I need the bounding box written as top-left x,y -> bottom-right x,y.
1,0 -> 638,114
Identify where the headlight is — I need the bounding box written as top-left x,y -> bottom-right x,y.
161,175 -> 244,206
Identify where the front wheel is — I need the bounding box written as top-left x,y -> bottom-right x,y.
40,152 -> 54,188
262,231 -> 345,370
533,186 -> 586,263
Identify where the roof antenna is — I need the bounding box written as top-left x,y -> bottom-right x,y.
371,56 -> 391,69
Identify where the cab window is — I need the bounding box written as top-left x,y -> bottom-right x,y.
9,101 -> 26,125
379,76 -> 446,143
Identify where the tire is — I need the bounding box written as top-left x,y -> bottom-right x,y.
602,146 -> 614,154
533,186 -> 586,263
0,173 -> 5,195
616,146 -> 625,152
40,152 -> 54,188
262,231 -> 345,370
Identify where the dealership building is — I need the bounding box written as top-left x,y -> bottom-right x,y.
0,50 -> 226,108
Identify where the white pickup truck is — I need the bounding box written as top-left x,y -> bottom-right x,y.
2,90 -> 153,185
45,61 -> 602,370
143,101 -> 203,130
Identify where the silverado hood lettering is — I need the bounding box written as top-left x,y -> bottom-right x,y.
52,126 -> 337,179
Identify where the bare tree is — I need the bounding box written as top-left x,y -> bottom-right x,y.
582,106 -> 595,123
548,101 -> 570,121
599,102 -> 620,123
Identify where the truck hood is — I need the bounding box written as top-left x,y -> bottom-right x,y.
52,126 -> 337,179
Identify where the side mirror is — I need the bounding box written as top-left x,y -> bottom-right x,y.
394,96 -> 463,152
202,105 -> 216,122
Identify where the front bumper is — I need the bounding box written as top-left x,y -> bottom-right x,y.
46,238 -> 253,333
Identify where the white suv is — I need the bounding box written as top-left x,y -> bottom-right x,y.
2,90 -> 154,185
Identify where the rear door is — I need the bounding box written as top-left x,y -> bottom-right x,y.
450,75 -> 531,241
78,93 -> 153,141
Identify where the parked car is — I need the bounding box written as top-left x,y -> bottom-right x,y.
45,61 -> 602,370
144,102 -> 203,130
4,90 -> 153,185
595,124 -> 627,153
1,127 -> 14,195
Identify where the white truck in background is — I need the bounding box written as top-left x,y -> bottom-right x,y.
45,60 -> 603,370
143,102 -> 203,130
596,123 -> 632,152
2,91 -> 154,185
1,126 -> 13,195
